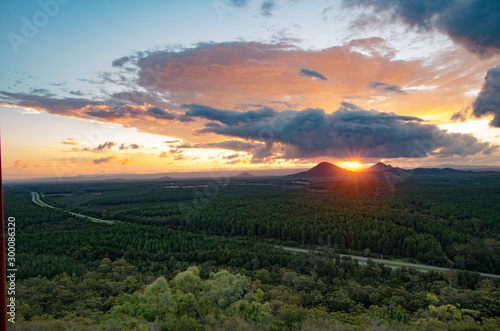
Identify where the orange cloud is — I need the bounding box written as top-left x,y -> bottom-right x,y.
2,40 -> 498,151
120,158 -> 134,166
0,93 -> 181,126
13,160 -> 29,168
134,40 -> 496,117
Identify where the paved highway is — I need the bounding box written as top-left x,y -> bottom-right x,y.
31,192 -> 55,208
31,192 -> 114,225
281,246 -> 500,279
30,191 -> 499,278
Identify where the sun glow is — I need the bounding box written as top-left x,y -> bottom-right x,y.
337,161 -> 363,171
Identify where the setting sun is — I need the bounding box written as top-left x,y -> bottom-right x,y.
337,161 -> 363,171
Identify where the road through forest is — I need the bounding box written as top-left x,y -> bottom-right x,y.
31,192 -> 114,225
31,191 -> 499,278
280,246 -> 500,279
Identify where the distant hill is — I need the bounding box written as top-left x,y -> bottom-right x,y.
436,164 -> 500,172
236,172 -> 254,178
367,162 -> 393,172
9,161 -> 499,184
158,176 -> 175,181
409,167 -> 467,176
286,162 -> 353,179
381,167 -> 500,179
15,173 -> 172,183
284,161 -> 500,184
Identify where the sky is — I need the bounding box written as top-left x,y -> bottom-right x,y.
1,0 -> 500,180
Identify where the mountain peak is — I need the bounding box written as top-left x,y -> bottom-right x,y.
367,162 -> 393,172
236,172 -> 254,178
287,161 -> 350,179
313,161 -> 341,170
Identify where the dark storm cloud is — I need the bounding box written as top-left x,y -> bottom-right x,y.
472,65 -> 500,127
0,91 -> 103,113
299,68 -> 328,81
251,142 -> 275,161
223,153 -> 239,160
119,143 -> 141,150
96,141 -> 116,150
112,56 -> 130,67
93,156 -> 117,165
109,91 -> 172,109
31,88 -> 56,97
195,140 -> 262,152
187,102 -> 495,159
85,105 -> 140,120
346,0 -> 500,127
147,106 -> 177,120
183,103 -> 277,125
368,81 -> 405,94
86,104 -> 179,121
0,91 -> 180,122
261,0 -> 276,17
346,0 -> 500,55
230,0 -> 249,7
450,106 -> 470,122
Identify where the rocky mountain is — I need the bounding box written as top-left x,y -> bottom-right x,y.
367,162 -> 394,172
286,162 -> 353,179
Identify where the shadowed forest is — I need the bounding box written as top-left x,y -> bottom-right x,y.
5,174 -> 500,330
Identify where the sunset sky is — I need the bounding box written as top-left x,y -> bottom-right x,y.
1,0 -> 500,180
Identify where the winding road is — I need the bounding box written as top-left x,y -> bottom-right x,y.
281,246 -> 500,279
30,191 -> 498,278
31,192 -> 114,225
